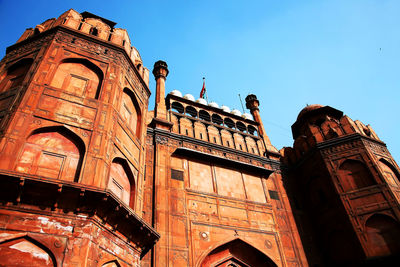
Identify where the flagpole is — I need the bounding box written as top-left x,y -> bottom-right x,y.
203,77 -> 209,103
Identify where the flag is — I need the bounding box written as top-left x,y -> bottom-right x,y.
200,78 -> 206,99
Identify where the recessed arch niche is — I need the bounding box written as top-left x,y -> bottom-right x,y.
50,58 -> 103,99
108,157 -> 136,207
0,58 -> 33,93
365,214 -> 400,257
0,236 -> 56,267
337,159 -> 376,192
15,126 -> 85,182
120,88 -> 141,137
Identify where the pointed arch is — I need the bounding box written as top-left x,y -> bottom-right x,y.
198,238 -> 277,267
50,58 -> 104,99
171,101 -> 184,114
0,58 -> 34,93
186,105 -> 198,118
378,158 -> 400,186
102,259 -> 122,267
108,157 -> 136,208
15,126 -> 85,182
120,87 -> 142,137
0,235 -> 56,266
338,159 -> 376,192
365,213 -> 400,257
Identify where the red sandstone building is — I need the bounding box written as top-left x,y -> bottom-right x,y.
0,9 -> 399,267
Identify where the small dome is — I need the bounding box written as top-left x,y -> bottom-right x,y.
230,109 -> 242,116
220,105 -> 231,113
208,102 -> 219,108
183,94 -> 195,101
169,90 -> 182,97
196,98 -> 207,105
242,113 -> 253,120
297,104 -> 324,120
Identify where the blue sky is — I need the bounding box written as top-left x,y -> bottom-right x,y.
0,0 -> 399,162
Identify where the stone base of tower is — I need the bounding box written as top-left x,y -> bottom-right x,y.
0,171 -> 159,266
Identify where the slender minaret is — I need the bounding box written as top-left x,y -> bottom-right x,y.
151,60 -> 173,130
245,94 -> 278,154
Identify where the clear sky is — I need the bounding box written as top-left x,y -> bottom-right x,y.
0,0 -> 399,162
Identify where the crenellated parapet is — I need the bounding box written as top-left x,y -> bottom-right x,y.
282,104 -> 382,165
15,9 -> 149,84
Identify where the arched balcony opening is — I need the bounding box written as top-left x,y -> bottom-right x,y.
185,106 -> 198,118
236,121 -> 247,133
224,118 -> 235,129
199,110 -> 211,122
248,125 -> 258,136
171,102 -> 184,114
212,114 -> 223,126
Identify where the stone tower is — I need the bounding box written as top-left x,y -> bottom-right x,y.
0,9 -> 158,266
282,105 -> 400,266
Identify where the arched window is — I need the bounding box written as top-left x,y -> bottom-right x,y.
89,27 -> 98,36
212,114 -> 223,125
108,158 -> 135,207
120,88 -> 141,136
224,118 -> 235,129
0,236 -> 56,266
199,110 -> 211,122
248,125 -> 258,136
50,58 -> 103,99
365,214 -> 400,257
0,58 -> 33,93
379,159 -> 400,186
15,127 -> 85,182
338,160 -> 376,192
200,239 -> 277,267
171,102 -> 184,113
236,122 -> 246,132
185,106 -> 197,117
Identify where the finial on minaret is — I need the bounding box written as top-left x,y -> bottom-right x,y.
153,60 -> 169,79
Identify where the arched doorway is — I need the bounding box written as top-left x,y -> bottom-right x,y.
200,239 -> 277,267
0,236 -> 56,266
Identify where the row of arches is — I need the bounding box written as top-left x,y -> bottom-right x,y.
14,126 -> 136,208
171,102 -> 258,136
171,114 -> 265,156
0,57 -> 142,137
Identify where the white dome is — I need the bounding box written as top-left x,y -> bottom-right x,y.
220,105 -> 231,113
196,98 -> 207,105
183,94 -> 195,101
208,102 -> 219,108
169,90 -> 182,97
242,113 -> 253,120
230,109 -> 242,116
